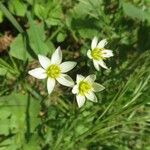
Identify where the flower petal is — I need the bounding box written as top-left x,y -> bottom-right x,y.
97,39 -> 107,48
76,95 -> 86,108
51,46 -> 62,64
85,92 -> 97,102
87,50 -> 92,59
93,60 -> 100,71
47,78 -> 55,94
98,60 -> 108,69
60,61 -> 77,73
102,49 -> 113,58
93,82 -> 105,92
38,54 -> 51,69
57,74 -> 74,87
28,68 -> 47,79
72,85 -> 78,94
85,74 -> 96,83
77,74 -> 85,83
91,37 -> 98,49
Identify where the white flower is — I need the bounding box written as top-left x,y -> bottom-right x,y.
28,47 -> 77,94
72,74 -> 105,108
87,37 -> 113,71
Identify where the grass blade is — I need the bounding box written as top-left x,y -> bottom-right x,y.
0,2 -> 24,33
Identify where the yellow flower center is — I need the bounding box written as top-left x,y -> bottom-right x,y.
46,64 -> 61,78
79,81 -> 92,95
91,48 -> 103,60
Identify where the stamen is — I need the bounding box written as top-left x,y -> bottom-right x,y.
91,48 -> 103,60
79,81 -> 92,95
46,64 -> 60,78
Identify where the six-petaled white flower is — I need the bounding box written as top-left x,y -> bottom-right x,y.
72,74 -> 105,108
28,47 -> 77,94
87,37 -> 113,71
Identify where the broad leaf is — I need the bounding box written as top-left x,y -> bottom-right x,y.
27,13 -> 51,55
8,0 -> 27,17
122,2 -> 150,23
0,92 -> 40,144
9,34 -> 29,61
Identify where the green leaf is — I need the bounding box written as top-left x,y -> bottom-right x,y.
0,2 -> 24,33
34,1 -> 62,26
0,10 -> 3,23
0,92 -> 41,148
8,0 -> 27,17
0,92 -> 41,149
122,2 -> 150,23
72,0 -> 102,19
56,32 -> 66,42
10,20 -> 54,60
78,28 -> 98,39
0,92 -> 40,135
0,67 -> 7,76
9,34 -> 30,61
0,119 -> 10,135
0,58 -> 17,77
71,18 -> 99,38
26,0 -> 34,5
27,13 -> 51,55
34,4 -> 46,20
23,135 -> 41,150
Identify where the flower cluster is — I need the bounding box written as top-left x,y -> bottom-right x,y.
28,37 -> 113,107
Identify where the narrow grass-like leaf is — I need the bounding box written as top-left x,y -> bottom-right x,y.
0,2 -> 24,33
